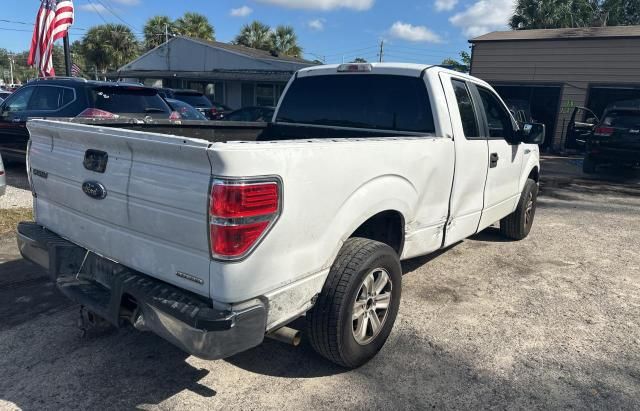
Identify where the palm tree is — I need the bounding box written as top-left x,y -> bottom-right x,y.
81,24 -> 139,74
144,16 -> 177,50
234,20 -> 273,50
175,12 -> 215,40
270,25 -> 302,57
509,0 -> 600,29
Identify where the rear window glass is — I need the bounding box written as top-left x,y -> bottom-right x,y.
174,93 -> 211,107
276,74 -> 435,133
89,86 -> 170,114
602,110 -> 640,129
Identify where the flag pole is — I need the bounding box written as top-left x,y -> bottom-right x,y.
63,34 -> 72,76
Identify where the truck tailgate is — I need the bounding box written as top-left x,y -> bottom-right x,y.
27,120 -> 213,296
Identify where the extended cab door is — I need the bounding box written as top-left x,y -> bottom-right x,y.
439,73 -> 489,247
471,85 -> 524,231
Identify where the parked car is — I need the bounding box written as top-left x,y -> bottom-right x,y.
0,90 -> 11,100
0,77 -> 174,161
17,63 -> 542,368
166,98 -> 207,120
170,89 -> 231,120
0,153 -> 5,197
223,106 -> 275,122
581,100 -> 640,173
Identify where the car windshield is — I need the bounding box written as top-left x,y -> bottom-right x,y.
174,93 -> 211,108
276,74 -> 435,133
602,110 -> 640,129
89,86 -> 170,115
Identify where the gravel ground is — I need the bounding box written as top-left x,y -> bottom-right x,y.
0,157 -> 639,410
0,163 -> 32,210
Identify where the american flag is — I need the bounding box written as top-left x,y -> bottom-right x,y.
71,63 -> 82,77
27,0 -> 75,77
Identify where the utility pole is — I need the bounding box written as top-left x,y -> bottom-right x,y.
378,40 -> 384,63
8,54 -> 15,85
165,24 -> 169,44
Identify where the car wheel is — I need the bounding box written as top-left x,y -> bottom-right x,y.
583,155 -> 597,174
500,178 -> 538,240
307,237 -> 402,368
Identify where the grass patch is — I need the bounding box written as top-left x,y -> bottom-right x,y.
0,208 -> 33,236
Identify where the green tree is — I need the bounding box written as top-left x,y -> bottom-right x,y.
143,15 -> 178,50
441,51 -> 471,72
270,25 -> 302,57
350,57 -> 368,63
509,0 -> 600,29
175,12 -> 215,40
234,20 -> 273,50
603,0 -> 640,25
81,24 -> 139,75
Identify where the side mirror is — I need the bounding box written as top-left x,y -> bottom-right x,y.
516,122 -> 545,145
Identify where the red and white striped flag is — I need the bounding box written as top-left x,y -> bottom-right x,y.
27,0 -> 75,77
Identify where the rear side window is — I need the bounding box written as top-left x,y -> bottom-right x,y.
276,74 -> 435,133
477,87 -> 513,139
451,80 -> 480,138
89,87 -> 170,114
29,86 -> 75,111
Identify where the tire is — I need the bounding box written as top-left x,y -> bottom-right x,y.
583,156 -> 597,174
500,178 -> 538,240
307,237 -> 402,368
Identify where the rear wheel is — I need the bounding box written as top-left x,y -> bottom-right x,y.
307,237 -> 402,368
583,155 -> 597,174
500,178 -> 538,240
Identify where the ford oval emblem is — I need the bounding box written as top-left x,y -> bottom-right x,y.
82,181 -> 107,200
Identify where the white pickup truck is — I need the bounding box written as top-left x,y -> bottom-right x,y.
17,63 -> 542,368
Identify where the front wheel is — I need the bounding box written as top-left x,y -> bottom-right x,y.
307,237 -> 402,368
500,178 -> 538,240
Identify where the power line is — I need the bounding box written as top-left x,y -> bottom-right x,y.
93,0 -> 138,32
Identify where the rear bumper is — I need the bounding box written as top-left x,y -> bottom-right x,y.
588,146 -> 640,164
16,222 -> 267,360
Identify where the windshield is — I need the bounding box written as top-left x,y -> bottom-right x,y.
602,110 -> 640,129
174,93 -> 212,108
89,86 -> 170,115
276,74 -> 435,133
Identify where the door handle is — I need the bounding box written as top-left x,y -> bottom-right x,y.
490,152 -> 499,168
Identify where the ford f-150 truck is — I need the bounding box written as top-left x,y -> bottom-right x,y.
17,64 -> 543,368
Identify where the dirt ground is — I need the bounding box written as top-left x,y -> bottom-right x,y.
0,157 -> 639,410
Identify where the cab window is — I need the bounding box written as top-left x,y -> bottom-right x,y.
477,87 -> 513,139
451,79 -> 480,139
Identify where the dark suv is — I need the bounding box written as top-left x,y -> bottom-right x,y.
0,77 -> 173,161
583,100 -> 640,174
157,88 -> 230,120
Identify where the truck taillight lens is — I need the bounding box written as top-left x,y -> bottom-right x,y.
209,178 -> 281,260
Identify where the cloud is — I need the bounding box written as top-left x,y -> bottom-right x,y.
78,3 -> 108,13
308,19 -> 325,31
110,0 -> 140,4
389,21 -> 443,43
449,0 -> 515,38
435,0 -> 458,11
230,6 -> 253,17
255,0 -> 373,11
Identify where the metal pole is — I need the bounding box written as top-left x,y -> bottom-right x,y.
9,55 -> 14,85
63,34 -> 72,76
165,24 -> 169,44
379,40 -> 384,63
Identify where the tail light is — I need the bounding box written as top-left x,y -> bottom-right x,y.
169,111 -> 181,120
210,108 -> 218,118
209,177 -> 282,260
594,126 -> 614,137
77,108 -> 119,119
